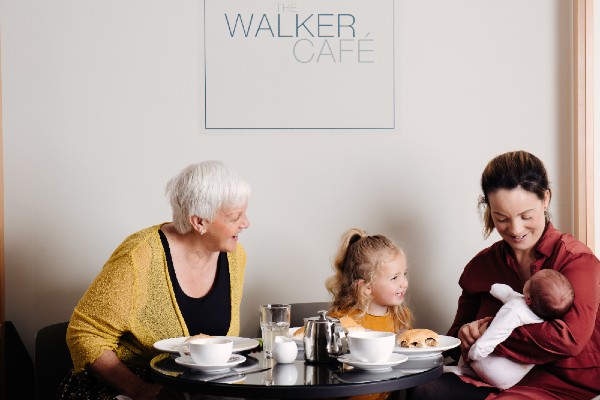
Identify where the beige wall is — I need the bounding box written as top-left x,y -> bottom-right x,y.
1,0 -> 574,355
1,29 -> 5,383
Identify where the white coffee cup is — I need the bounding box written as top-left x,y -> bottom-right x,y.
347,331 -> 396,363
273,336 -> 298,364
179,338 -> 233,365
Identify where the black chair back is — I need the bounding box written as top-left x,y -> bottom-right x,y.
35,322 -> 72,400
289,302 -> 331,328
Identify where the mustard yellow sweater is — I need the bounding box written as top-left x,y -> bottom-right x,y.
329,309 -> 396,333
67,224 -> 247,372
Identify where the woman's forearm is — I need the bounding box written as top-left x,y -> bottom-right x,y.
89,350 -> 160,399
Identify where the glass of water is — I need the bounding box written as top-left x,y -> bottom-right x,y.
259,304 -> 291,358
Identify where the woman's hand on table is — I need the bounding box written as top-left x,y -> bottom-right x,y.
90,351 -> 186,400
458,316 -> 492,362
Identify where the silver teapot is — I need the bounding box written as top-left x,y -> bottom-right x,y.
303,310 -> 347,363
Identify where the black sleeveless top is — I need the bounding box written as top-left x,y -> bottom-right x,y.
159,230 -> 231,336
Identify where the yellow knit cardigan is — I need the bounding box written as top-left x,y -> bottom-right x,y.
66,224 -> 247,372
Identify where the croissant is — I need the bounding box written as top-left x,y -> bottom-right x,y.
292,327 -> 305,337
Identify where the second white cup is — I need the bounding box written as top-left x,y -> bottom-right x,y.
347,331 -> 395,363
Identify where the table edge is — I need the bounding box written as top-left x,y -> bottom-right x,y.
151,364 -> 443,398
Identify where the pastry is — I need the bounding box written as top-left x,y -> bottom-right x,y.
184,333 -> 213,343
292,326 -> 305,337
397,329 -> 438,348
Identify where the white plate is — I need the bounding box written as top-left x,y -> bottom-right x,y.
174,354 -> 246,372
154,336 -> 259,354
288,327 -> 304,348
337,353 -> 408,371
393,335 -> 460,358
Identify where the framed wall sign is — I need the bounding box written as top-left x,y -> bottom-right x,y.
202,0 -> 396,130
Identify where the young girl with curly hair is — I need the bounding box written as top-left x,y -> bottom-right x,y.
325,228 -> 413,400
326,228 -> 413,333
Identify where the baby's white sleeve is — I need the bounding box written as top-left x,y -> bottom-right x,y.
469,298 -> 542,361
490,283 -> 520,303
468,303 -> 520,360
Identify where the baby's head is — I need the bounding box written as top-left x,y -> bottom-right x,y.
524,269 -> 574,319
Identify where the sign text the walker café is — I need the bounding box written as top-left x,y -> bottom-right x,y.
203,0 -> 395,129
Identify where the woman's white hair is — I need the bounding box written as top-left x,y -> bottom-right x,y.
165,161 -> 251,234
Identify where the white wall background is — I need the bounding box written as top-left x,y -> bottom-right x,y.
1,0 -> 574,356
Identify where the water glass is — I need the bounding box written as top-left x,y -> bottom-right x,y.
259,304 -> 291,358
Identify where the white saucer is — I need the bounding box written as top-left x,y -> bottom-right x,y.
174,354 -> 246,372
394,335 -> 460,358
337,353 -> 408,371
154,336 -> 259,354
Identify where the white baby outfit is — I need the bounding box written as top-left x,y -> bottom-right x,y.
449,283 -> 543,390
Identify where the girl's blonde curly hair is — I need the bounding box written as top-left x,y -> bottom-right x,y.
325,228 -> 413,332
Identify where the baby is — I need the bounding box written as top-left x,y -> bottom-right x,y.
466,269 -> 574,390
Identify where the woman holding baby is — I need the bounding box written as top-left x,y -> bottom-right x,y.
407,151 -> 600,400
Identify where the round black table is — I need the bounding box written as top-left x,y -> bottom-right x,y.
151,350 -> 444,398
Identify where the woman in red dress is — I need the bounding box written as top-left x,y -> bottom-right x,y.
407,151 -> 600,400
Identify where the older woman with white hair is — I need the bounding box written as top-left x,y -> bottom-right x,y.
60,161 -> 251,400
